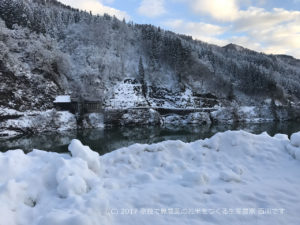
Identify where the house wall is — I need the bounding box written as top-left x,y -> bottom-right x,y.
54,101 -> 102,114
54,103 -> 73,112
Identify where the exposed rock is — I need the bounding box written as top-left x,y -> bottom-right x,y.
210,107 -> 236,123
120,109 -> 161,126
82,113 -> 104,129
187,112 -> 212,125
0,110 -> 77,135
162,112 -> 211,126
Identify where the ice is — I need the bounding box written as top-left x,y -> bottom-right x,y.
0,131 -> 300,225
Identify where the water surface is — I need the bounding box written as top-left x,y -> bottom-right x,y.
1,122 -> 300,155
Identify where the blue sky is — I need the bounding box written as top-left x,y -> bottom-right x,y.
60,0 -> 300,58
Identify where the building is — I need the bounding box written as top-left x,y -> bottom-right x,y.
53,95 -> 72,111
53,95 -> 102,114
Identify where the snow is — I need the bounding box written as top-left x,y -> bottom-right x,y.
0,110 -> 77,136
0,107 -> 23,117
211,105 -> 278,123
54,95 -> 71,103
107,81 -> 148,109
0,130 -> 22,139
290,132 -> 300,147
286,132 -> 300,160
162,112 -> 211,125
68,139 -> 101,174
0,131 -> 300,225
82,113 -> 105,129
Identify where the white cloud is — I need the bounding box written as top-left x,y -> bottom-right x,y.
234,7 -> 300,31
163,19 -> 228,46
102,0 -> 115,3
231,7 -> 300,58
166,0 -> 300,58
137,0 -> 166,18
187,0 -> 239,21
59,0 -> 129,20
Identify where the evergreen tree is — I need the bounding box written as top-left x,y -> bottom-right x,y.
270,99 -> 279,121
139,57 -> 145,83
138,57 -> 148,104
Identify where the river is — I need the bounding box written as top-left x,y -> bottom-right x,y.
1,121 -> 300,155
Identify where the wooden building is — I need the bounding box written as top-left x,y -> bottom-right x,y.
53,95 -> 72,111
53,96 -> 102,114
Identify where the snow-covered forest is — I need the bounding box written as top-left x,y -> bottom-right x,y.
1,0 -> 300,135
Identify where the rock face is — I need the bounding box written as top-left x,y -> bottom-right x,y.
82,113 -> 104,129
162,112 -> 212,126
0,110 -> 77,137
104,108 -> 161,126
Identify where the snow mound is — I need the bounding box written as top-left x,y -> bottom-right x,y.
291,132 -> 300,147
286,131 -> 300,160
68,139 -> 101,174
0,131 -> 300,225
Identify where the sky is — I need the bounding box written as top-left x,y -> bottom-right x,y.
59,0 -> 300,59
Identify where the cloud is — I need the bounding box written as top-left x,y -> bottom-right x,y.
102,0 -> 115,3
231,7 -> 300,58
163,19 -> 228,46
137,0 -> 166,18
186,0 -> 239,21
234,7 -> 300,31
165,0 -> 300,58
59,0 -> 129,20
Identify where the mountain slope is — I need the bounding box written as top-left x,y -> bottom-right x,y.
0,0 -> 300,134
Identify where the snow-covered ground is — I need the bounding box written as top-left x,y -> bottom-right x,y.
106,81 -> 148,109
0,110 -> 77,137
0,131 -> 300,225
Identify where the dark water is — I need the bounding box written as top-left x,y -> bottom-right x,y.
1,122 -> 300,155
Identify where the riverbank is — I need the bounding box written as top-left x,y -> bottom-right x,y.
1,104 -> 300,139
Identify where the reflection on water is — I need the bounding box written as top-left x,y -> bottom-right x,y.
1,122 -> 300,155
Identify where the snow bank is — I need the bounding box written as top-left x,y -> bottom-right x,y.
286,131 -> 300,160
68,139 -> 101,174
0,110 -> 77,136
0,131 -> 300,225
211,106 -> 275,123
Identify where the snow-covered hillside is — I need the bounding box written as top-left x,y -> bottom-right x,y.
0,131 -> 300,225
1,0 -> 300,134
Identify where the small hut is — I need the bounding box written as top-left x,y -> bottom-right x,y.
53,95 -> 72,111
54,95 -> 102,114
83,98 -> 102,113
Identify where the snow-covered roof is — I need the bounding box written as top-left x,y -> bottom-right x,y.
53,95 -> 71,103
